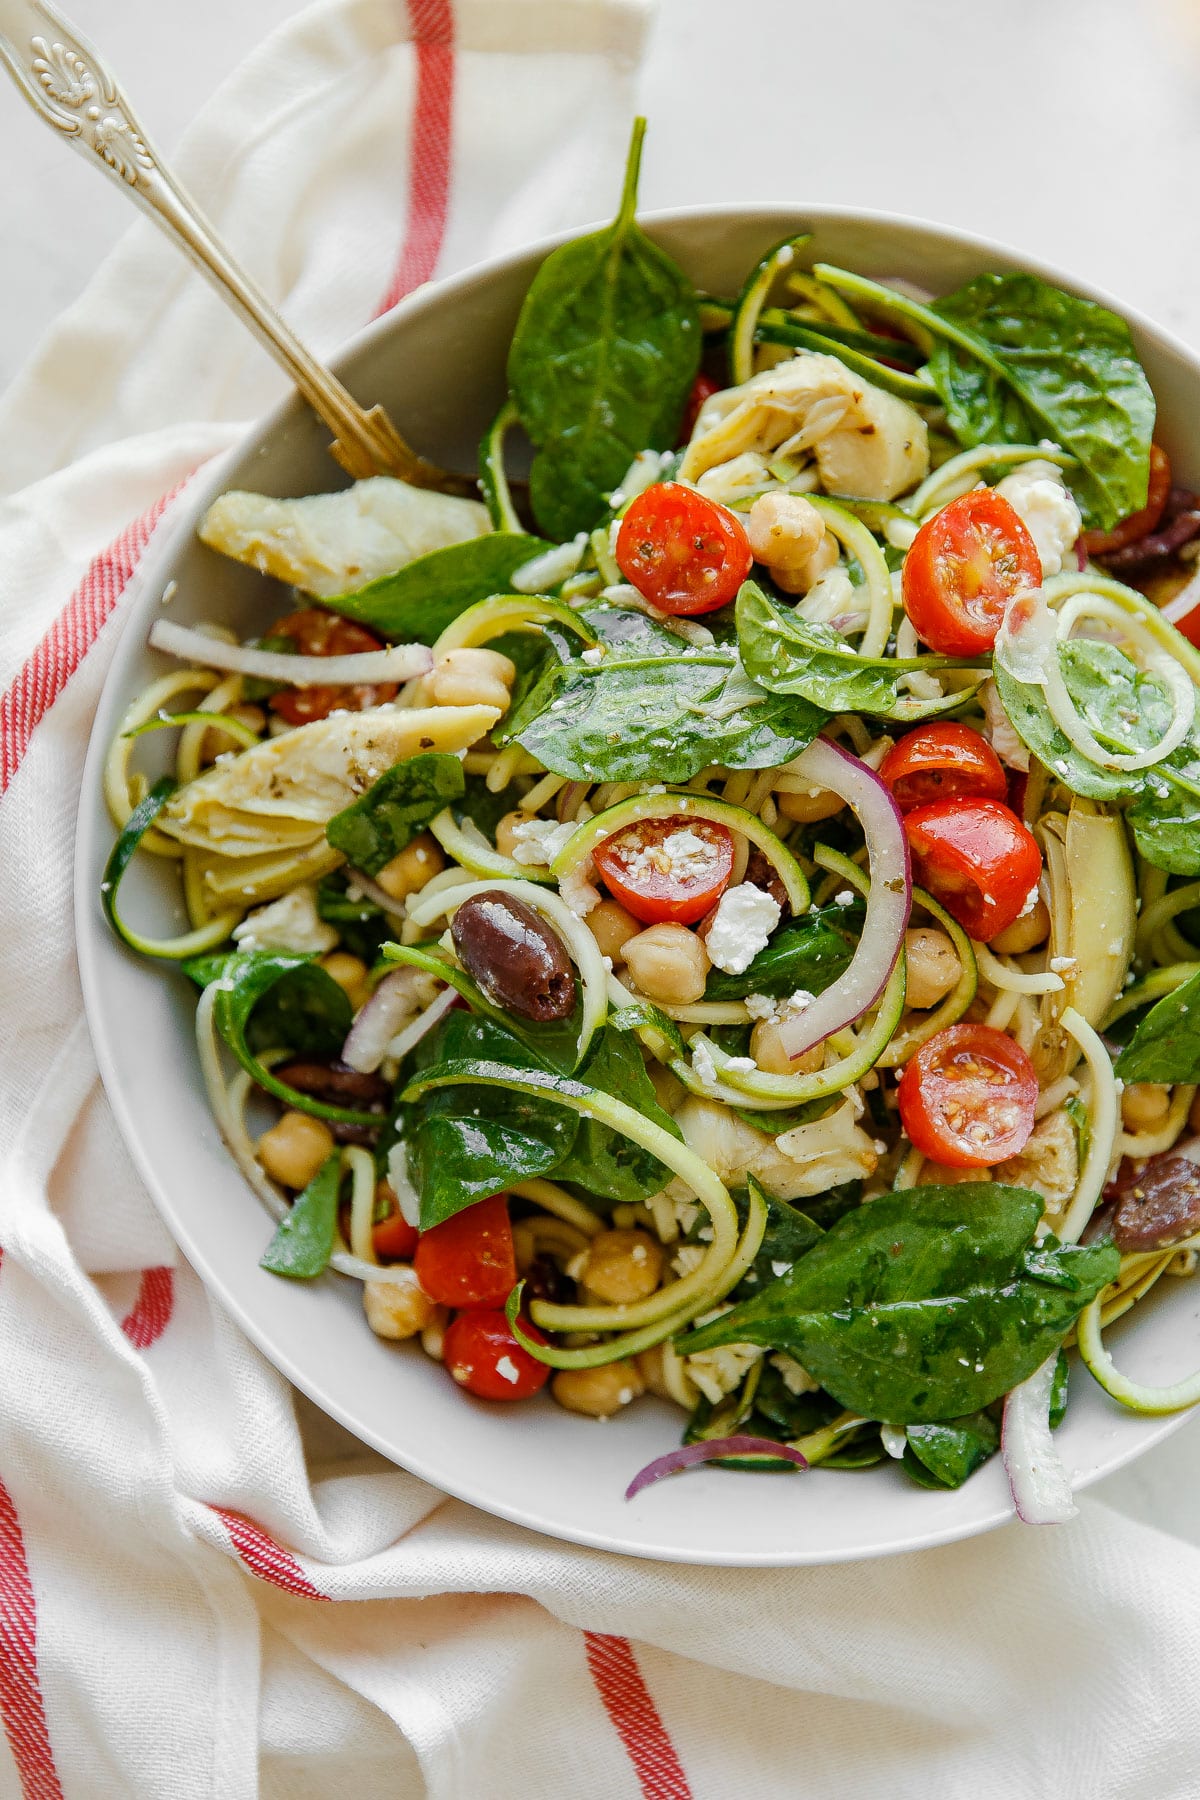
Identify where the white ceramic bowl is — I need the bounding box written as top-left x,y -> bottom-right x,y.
77,206 -> 1200,1564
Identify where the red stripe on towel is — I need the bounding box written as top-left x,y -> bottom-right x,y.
584,1631 -> 692,1800
375,0 -> 456,313
213,1508 -> 330,1601
120,1267 -> 175,1350
0,1479 -> 64,1799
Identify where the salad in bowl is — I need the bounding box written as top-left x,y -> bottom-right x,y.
98,123 -> 1200,1524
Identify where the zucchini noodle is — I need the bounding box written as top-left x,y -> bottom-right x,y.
104,668 -> 220,848
974,940 -> 1064,997
345,1145 -> 379,1265
1058,1007 -> 1120,1245
806,496 -> 895,658
509,1179 -> 604,1237
906,443 -> 1074,520
1078,1282 -> 1200,1415
426,809 -> 555,885
176,673 -> 245,787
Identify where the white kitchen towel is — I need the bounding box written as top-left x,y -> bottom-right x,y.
2,2 -> 1200,1797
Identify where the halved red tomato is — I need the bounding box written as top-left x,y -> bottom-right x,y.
902,491 -> 1042,656
592,815 -> 734,924
443,1310 -> 549,1401
615,482 -> 752,616
268,608 -> 397,726
879,723 -> 1007,812
898,1022 -> 1037,1167
1080,444 -> 1171,557
372,1185 -> 419,1262
414,1194 -> 515,1309
904,799 -> 1042,941
678,372 -> 721,444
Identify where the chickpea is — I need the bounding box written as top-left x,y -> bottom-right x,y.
623,923 -> 711,1005
745,495 -> 838,595
430,647 -> 515,713
775,785 -> 846,824
904,928 -> 962,1010
420,1304 -> 450,1361
320,951 -> 371,1012
200,702 -> 266,765
648,1062 -> 686,1114
375,832 -> 445,902
990,897 -> 1050,955
579,1229 -> 664,1305
362,1269 -> 436,1341
587,898 -> 642,964
635,1344 -> 676,1401
1121,1082 -> 1171,1133
258,1111 -> 336,1190
552,1360 -> 645,1418
750,1017 -> 825,1076
494,809 -> 527,859
1190,1090 -> 1200,1136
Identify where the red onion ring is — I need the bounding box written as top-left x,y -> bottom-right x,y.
776,736 -> 911,1061
341,971 -> 454,1074
625,1436 -> 808,1499
149,618 -> 431,687
1001,1356 -> 1077,1525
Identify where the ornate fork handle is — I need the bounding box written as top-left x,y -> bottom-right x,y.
0,0 -> 469,489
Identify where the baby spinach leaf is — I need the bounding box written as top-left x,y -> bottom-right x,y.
799,1180 -> 865,1230
548,1027 -> 681,1203
904,1411 -> 999,1489
749,1364 -> 836,1439
323,533 -> 550,644
928,272 -> 1155,531
1114,965 -> 1200,1082
499,604 -> 826,783
675,1184 -> 1119,1423
260,1153 -> 341,1279
705,899 -> 864,1001
403,1014 -> 580,1228
609,1001 -> 688,1062
325,751 -> 465,876
189,950 -> 382,1125
507,118 -> 701,541
736,581 -> 984,721
1049,1348 -> 1071,1430
1127,777 -> 1200,876
315,874 -> 391,965
727,1177 -> 823,1301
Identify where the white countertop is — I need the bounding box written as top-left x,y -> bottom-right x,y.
2,0 -> 1197,1533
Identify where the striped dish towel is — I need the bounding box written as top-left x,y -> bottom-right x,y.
4,4 -> 1200,1797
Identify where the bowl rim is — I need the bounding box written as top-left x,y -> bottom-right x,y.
75,200 -> 1196,1564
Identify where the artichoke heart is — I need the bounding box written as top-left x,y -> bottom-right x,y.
157,704 -> 498,858
1035,799 -> 1135,1080
199,475 -> 489,599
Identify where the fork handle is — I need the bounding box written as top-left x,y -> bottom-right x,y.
0,0 -> 467,487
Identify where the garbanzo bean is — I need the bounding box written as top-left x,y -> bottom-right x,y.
579,1229 -> 664,1304
551,1360 -> 646,1418
257,1111 -> 335,1190
990,897 -> 1050,955
319,951 -> 371,1011
375,832 -> 445,902
1121,1082 -> 1171,1133
904,927 -> 961,1010
587,898 -> 642,964
430,647 -> 515,712
623,923 -> 710,1005
363,1270 -> 436,1340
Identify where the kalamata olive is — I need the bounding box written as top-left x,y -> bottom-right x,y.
451,890 -> 575,1022
1110,1154 -> 1200,1251
522,1253 -> 577,1306
273,1060 -> 391,1111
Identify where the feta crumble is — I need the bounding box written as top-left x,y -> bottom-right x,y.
995,459 -> 1082,578
232,884 -> 337,956
704,883 -> 782,975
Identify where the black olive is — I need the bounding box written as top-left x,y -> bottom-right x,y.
451,891 -> 575,1022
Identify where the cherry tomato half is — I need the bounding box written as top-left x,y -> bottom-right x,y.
592,815 -> 734,925
904,799 -> 1042,942
678,372 -> 721,445
902,491 -> 1042,656
372,1188 -> 419,1263
898,1022 -> 1037,1167
615,482 -> 752,616
268,608 -> 397,726
443,1310 -> 549,1401
879,723 -> 1007,813
1080,443 -> 1171,558
414,1194 -> 516,1309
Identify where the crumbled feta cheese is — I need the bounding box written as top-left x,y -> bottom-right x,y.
744,992 -> 778,1021
770,1260 -> 792,1278
581,645 -> 605,665
508,816 -> 578,866
560,864 -> 601,917
1049,955 -> 1078,975
495,1355 -> 520,1385
769,1352 -> 818,1395
671,1244 -> 707,1279
691,1042 -> 720,1090
646,1184 -> 700,1242
386,1142 -> 422,1228
834,889 -> 855,906
704,883 -> 782,975
723,1056 -> 756,1073
880,1422 -> 908,1460
995,459 -> 1082,578
232,883 -> 338,956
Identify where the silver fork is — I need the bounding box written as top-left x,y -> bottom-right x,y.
0,0 -> 472,490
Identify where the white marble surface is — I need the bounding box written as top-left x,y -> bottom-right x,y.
2,0 -> 1198,1529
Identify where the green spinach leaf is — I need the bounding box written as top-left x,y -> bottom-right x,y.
548,1027 -> 681,1203
404,1014 -> 580,1228
904,1411 -> 999,1489
323,533 -> 550,644
499,603 -> 826,783
260,1153 -> 341,1279
1115,965 -> 1200,1082
315,874 -> 391,964
727,1177 -> 822,1301
325,751 -> 465,876
507,118 -> 700,541
676,1184 -> 1119,1422
705,899 -> 864,1001
1127,777 -> 1200,876
736,581 -> 984,720
928,272 -> 1155,531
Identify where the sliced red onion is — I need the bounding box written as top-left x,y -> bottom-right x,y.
149,618 -> 431,687
1162,571 -> 1200,631
342,972 -> 419,1073
625,1436 -> 808,1499
385,985 -> 458,1063
776,736 -> 911,1061
1001,1356 -> 1077,1525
